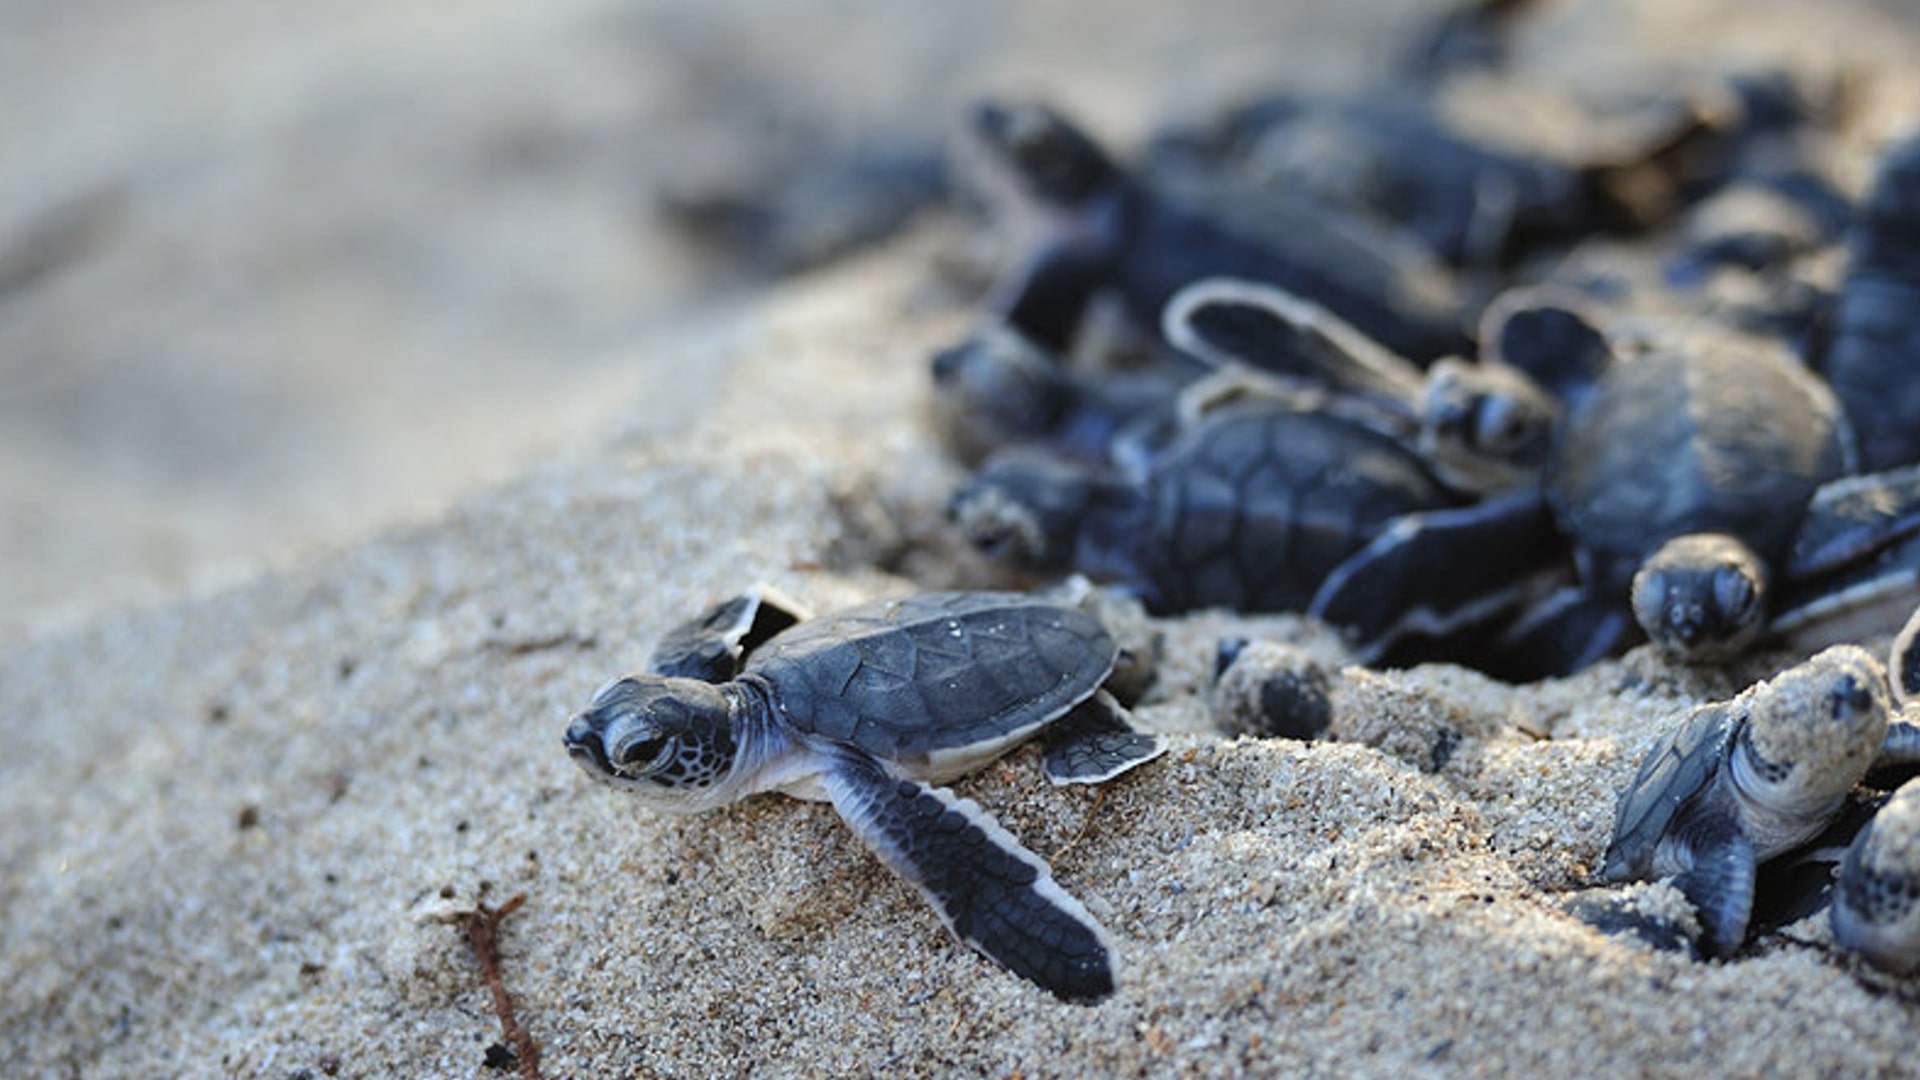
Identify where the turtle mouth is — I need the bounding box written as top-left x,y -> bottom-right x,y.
564,722 -> 616,778
1737,726 -> 1793,785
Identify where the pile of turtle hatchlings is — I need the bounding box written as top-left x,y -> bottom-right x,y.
569,16 -> 1920,1002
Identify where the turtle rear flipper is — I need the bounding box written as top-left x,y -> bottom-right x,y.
821,746 -> 1116,1002
1041,688 -> 1167,785
1670,810 -> 1759,959
650,585 -> 810,682
1310,489 -> 1562,666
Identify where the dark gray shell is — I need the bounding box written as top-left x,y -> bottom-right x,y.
1553,338 -> 1849,593
1602,702 -> 1739,882
1125,407 -> 1457,613
742,591 -> 1116,758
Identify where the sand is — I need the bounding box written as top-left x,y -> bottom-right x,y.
9,0 -> 1920,1076
5,238 -> 1919,1078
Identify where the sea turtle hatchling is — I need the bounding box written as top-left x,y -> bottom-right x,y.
960,99 -> 1471,363
1307,294 -> 1920,679
1824,601 -> 1920,974
562,588 -> 1167,1002
1831,776 -> 1920,975
1819,130 -> 1920,474
1598,643 -> 1920,957
948,398 -> 1480,617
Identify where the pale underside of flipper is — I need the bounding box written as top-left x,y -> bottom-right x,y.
820,745 -> 1117,1002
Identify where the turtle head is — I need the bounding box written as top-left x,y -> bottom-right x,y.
564,675 -> 742,811
948,450 -> 1103,571
929,326 -> 1069,462
1738,644 -> 1889,816
1417,358 -> 1560,494
968,100 -> 1121,211
1630,533 -> 1770,664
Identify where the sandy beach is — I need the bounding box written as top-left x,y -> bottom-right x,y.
6,1 -> 1920,1076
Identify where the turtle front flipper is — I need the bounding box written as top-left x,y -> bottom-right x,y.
1310,489 -> 1562,666
1670,810 -> 1758,959
993,245 -> 1112,355
820,745 -> 1117,1002
1783,465 -> 1920,581
1772,467 -> 1920,647
1771,530 -> 1920,651
1161,277 -> 1428,399
1875,722 -> 1920,772
650,585 -> 810,682
1041,688 -> 1168,785
1487,585 -> 1637,683
1477,287 -> 1611,407
1893,602 -> 1920,707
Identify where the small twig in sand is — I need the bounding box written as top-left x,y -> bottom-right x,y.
1048,786 -> 1108,866
457,893 -> 542,1080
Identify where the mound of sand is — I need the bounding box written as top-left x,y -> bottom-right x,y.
5,234 -> 1916,1078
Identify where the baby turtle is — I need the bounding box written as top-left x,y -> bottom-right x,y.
1316,298 -> 1920,678
1598,644 -> 1920,957
949,400 -> 1468,616
962,99 -> 1471,363
563,588 -> 1167,1002
1832,776 -> 1920,974
1211,638 -> 1336,742
1819,131 -> 1920,473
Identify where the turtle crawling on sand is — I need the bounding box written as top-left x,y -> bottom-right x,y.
1825,603 -> 1920,974
1832,776 -> 1920,975
1598,644 -> 1920,957
949,398 -> 1469,617
564,588 -> 1166,1002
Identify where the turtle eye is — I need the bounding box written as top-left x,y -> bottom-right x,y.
1828,676 -> 1875,720
1712,566 -> 1758,621
1476,395 -> 1544,456
614,736 -> 671,772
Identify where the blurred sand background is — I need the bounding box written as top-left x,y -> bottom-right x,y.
9,0 -> 1920,1077
0,0 -> 1475,639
